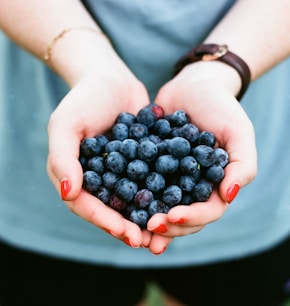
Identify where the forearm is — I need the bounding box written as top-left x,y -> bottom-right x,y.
204,0 -> 290,81
0,0 -> 119,86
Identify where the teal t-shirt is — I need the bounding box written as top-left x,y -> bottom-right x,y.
0,0 -> 289,267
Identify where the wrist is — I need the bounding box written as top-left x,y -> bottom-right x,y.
175,60 -> 242,99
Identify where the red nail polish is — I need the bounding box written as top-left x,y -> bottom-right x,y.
226,183 -> 240,203
61,179 -> 71,200
151,224 -> 168,234
173,218 -> 185,225
123,237 -> 139,248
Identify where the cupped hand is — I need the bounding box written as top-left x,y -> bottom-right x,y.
147,62 -> 258,239
47,70 -> 174,254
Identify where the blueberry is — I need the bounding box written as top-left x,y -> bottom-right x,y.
192,145 -> 216,167
180,156 -> 200,177
178,175 -> 196,192
79,155 -> 87,171
162,185 -> 182,207
192,180 -> 213,202
111,123 -> 129,141
87,156 -> 105,175
109,193 -> 128,212
134,189 -> 154,209
95,135 -> 109,151
83,170 -> 102,192
136,106 -> 157,129
93,186 -> 111,204
138,139 -> 158,163
129,209 -> 149,229
214,147 -> 229,168
114,178 -> 138,202
145,172 -> 166,193
180,123 -> 200,145
155,155 -> 179,175
129,123 -> 149,140
120,139 -> 139,160
180,192 -> 195,205
154,119 -> 171,139
80,137 -> 102,157
102,171 -> 120,190
165,110 -> 189,127
148,200 -> 170,217
204,165 -> 225,183
105,151 -> 127,174
127,159 -> 149,181
116,112 -> 136,127
198,131 -> 215,147
167,137 -> 191,158
104,140 -> 122,153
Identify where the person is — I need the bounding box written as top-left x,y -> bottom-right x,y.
0,0 -> 289,305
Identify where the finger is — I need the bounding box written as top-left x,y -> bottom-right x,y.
148,234 -> 174,255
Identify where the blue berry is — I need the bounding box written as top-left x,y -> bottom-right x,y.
127,159 -> 149,181
129,209 -> 149,229
192,180 -> 213,202
180,156 -> 200,177
93,186 -> 111,204
83,170 -> 102,192
102,171 -> 120,190
178,175 -> 196,192
148,200 -> 170,217
137,106 -> 157,129
105,140 -> 122,153
145,172 -> 166,193
214,148 -> 229,168
193,145 -> 216,167
198,131 -> 215,147
180,123 -> 200,145
116,112 -> 136,127
204,165 -> 225,183
154,119 -> 171,139
165,110 -> 189,127
109,193 -> 127,212
87,156 -> 105,175
162,185 -> 182,207
80,137 -> 102,157
105,151 -> 127,174
120,139 -> 139,160
134,189 -> 154,209
138,139 -> 158,163
167,136 -> 191,158
155,154 -> 179,174
129,123 -> 149,140
111,123 -> 129,141
115,178 -> 138,202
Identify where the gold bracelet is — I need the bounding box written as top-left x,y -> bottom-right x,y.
43,26 -> 110,63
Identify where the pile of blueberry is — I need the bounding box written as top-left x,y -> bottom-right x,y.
79,104 -> 229,229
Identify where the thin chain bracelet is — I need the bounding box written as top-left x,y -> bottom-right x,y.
43,26 -> 111,63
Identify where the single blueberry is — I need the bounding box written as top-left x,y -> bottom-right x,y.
165,110 -> 189,127
120,139 -> 139,160
129,209 -> 149,229
180,123 -> 200,145
95,135 -> 109,152
192,180 -> 213,202
104,140 -> 122,153
127,159 -> 149,181
214,147 -> 229,168
162,185 -> 182,207
167,137 -> 191,158
148,200 -> 170,217
93,186 -> 111,204
129,123 -> 149,140
192,145 -> 216,167
154,119 -> 172,139
83,170 -> 102,192
178,175 -> 196,193
198,131 -> 216,147
80,137 -> 102,157
204,165 -> 225,183
115,178 -> 138,202
154,155 -> 179,175
87,156 -> 105,175
116,112 -> 136,127
109,193 -> 128,212
105,151 -> 127,174
111,123 -> 129,141
138,139 -> 158,163
134,189 -> 154,209
145,172 -> 166,193
102,171 -> 120,190
136,106 -> 157,129
180,155 -> 200,177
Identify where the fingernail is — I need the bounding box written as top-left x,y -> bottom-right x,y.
155,246 -> 167,255
173,218 -> 185,225
226,183 -> 240,203
150,224 -> 168,234
123,237 -> 139,248
61,179 -> 71,200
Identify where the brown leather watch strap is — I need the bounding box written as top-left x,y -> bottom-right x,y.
173,44 -> 251,101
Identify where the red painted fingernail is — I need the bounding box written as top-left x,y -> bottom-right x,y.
123,237 -> 139,248
151,224 -> 168,234
61,179 -> 71,200
173,218 -> 185,225
226,183 -> 240,203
